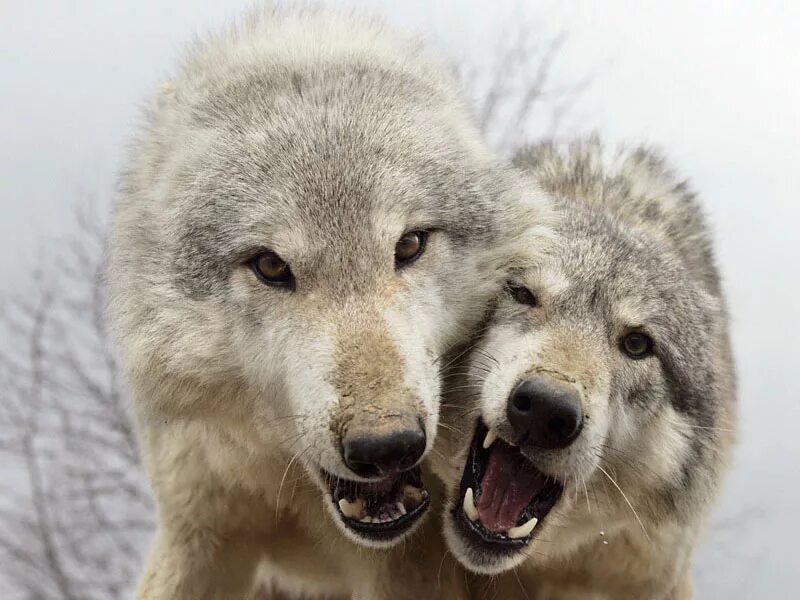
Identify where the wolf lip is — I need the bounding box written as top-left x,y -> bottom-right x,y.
453,422 -> 562,549
324,466 -> 430,541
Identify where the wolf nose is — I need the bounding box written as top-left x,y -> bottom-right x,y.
342,426 -> 427,479
507,378 -> 583,449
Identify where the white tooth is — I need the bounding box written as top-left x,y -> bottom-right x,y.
396,501 -> 407,516
338,497 -> 364,519
463,487 -> 479,521
507,516 -> 538,539
483,429 -> 498,449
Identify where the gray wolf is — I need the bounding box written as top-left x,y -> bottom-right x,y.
432,139 -> 736,599
106,4 -> 549,599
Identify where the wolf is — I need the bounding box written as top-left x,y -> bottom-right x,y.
431,139 -> 736,599
106,4 -> 550,599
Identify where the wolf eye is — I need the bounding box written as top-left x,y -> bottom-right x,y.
621,332 -> 653,359
395,230 -> 428,268
250,250 -> 294,289
508,284 -> 538,307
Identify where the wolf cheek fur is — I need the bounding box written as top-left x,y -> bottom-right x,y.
106,6 -> 550,600
432,139 -> 737,599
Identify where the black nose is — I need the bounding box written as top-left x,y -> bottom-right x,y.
343,427 -> 427,478
507,378 -> 583,449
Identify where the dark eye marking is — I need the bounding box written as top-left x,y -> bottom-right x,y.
248,250 -> 295,290
620,331 -> 654,359
395,230 -> 428,268
507,284 -> 538,307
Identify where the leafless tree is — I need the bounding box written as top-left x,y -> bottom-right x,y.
0,200 -> 153,600
0,22 -> 578,600
452,22 -> 588,156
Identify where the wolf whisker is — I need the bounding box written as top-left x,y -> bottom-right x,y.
597,465 -> 649,541
275,443 -> 312,525
437,422 -> 466,436
445,384 -> 488,394
512,566 -> 532,600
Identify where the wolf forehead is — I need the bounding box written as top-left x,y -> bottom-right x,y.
529,208 -> 695,311
147,64 -> 513,298
515,138 -> 721,297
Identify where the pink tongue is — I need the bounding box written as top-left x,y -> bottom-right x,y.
476,442 -> 545,533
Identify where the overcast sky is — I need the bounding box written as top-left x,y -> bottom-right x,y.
1,1 -> 798,597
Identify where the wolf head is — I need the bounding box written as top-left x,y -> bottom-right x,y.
107,8 -> 549,548
433,140 -> 736,573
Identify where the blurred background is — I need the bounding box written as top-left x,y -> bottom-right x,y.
1,1 -> 797,598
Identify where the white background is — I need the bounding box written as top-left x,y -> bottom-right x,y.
1,1 -> 798,597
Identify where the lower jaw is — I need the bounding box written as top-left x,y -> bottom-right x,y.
453,504 -> 529,552
448,498 -> 556,574
451,422 -> 564,563
338,500 -> 430,546
323,467 -> 431,546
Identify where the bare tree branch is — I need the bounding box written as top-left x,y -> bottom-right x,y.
452,21 -> 587,156
0,202 -> 153,599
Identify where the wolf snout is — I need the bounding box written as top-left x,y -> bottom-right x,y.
507,377 -> 583,449
342,417 -> 426,479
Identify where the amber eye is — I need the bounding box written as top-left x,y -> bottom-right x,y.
621,331 -> 653,359
250,250 -> 294,289
395,230 -> 428,268
508,284 -> 538,307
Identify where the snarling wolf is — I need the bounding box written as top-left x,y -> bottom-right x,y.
106,5 -> 549,599
432,139 -> 736,599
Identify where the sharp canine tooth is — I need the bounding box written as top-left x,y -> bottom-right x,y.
483,429 -> 498,449
507,516 -> 538,539
396,502 -> 407,516
463,487 -> 479,521
338,497 -> 364,519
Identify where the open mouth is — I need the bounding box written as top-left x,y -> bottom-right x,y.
453,421 -> 563,553
324,467 -> 430,543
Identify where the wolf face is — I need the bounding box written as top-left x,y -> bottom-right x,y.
433,142 -> 735,579
108,8 -> 548,551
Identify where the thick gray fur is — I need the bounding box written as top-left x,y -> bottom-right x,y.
434,138 -> 737,599
106,4 -> 550,599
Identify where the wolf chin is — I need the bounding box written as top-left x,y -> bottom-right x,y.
432,139 -> 736,599
106,5 -> 549,599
